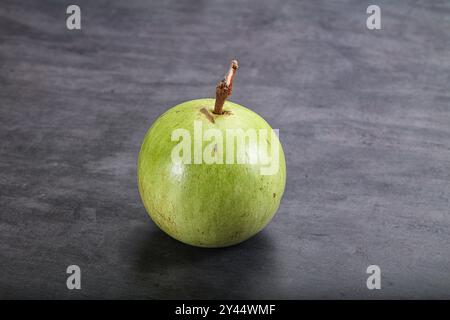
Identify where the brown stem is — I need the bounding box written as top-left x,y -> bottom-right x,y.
213,60 -> 238,114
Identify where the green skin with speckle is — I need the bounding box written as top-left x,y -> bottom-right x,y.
138,99 -> 286,247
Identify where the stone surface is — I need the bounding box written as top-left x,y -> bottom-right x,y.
0,0 -> 449,299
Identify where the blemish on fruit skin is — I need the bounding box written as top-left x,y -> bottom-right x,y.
273,193 -> 276,198
199,107 -> 215,123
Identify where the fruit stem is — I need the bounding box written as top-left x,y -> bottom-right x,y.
213,60 -> 239,114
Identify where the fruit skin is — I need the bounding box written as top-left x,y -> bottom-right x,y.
138,98 -> 286,248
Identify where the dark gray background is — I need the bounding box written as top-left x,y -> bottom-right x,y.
1,0 -> 449,299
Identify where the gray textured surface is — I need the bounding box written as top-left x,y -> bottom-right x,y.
1,0 -> 450,299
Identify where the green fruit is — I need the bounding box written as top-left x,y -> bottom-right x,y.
137,61 -> 286,247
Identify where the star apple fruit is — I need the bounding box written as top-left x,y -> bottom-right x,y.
138,60 -> 286,247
